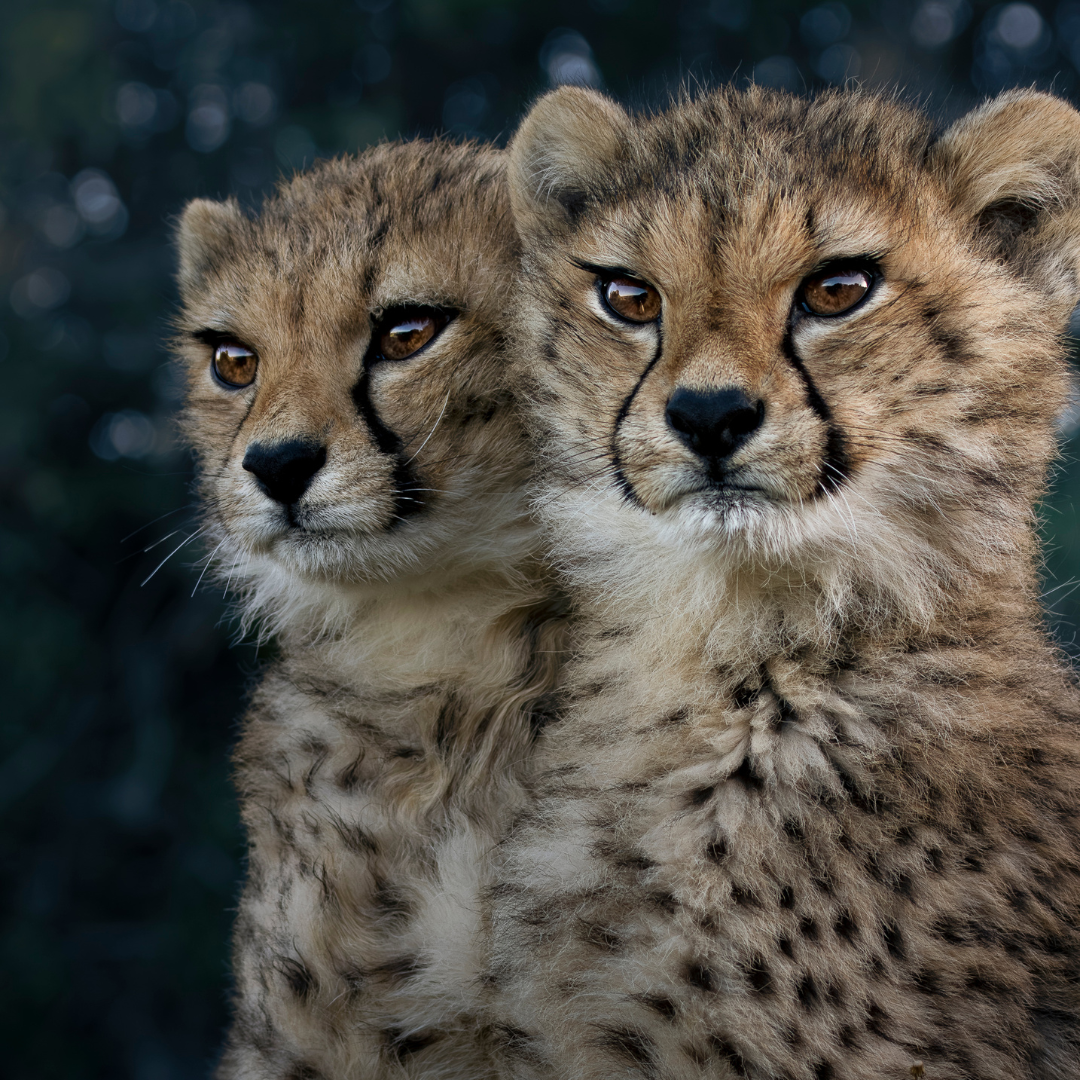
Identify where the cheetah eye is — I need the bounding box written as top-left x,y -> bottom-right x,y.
798,263 -> 876,317
373,306 -> 453,362
600,275 -> 662,324
211,340 -> 258,388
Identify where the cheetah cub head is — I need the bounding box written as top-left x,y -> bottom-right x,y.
174,142 -> 525,632
509,87 -> 1080,623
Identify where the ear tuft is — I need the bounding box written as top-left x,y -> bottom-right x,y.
931,90 -> 1080,309
176,198 -> 244,297
508,86 -> 630,238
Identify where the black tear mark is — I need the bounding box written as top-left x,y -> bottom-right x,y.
686,962 -> 719,992
594,1026 -> 658,1071
275,956 -> 316,999
781,329 -> 849,493
350,366 -> 425,523
611,332 -> 665,507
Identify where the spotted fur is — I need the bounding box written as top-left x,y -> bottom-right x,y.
486,87 -> 1080,1079
174,142 -> 565,1079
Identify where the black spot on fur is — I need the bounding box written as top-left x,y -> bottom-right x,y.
883,920 -> 905,960
779,885 -> 796,909
745,956 -> 773,994
800,917 -> 819,942
686,962 -> 718,992
390,745 -> 422,759
779,936 -> 794,958
706,835 -> 729,863
491,1025 -> 542,1063
372,878 -> 410,919
913,967 -> 944,995
838,1025 -> 859,1049
732,681 -> 759,709
661,706 -> 691,725
594,1026 -> 657,1072
275,956 -> 316,1000
708,1037 -> 750,1077
689,785 -> 715,806
581,921 -> 622,950
371,955 -> 426,982
814,1060 -> 835,1080
782,819 -> 804,843
797,973 -> 820,1010
385,1028 -> 439,1059
650,891 -> 679,914
731,882 -> 759,907
834,910 -> 858,942
640,994 -> 678,1020
730,757 -> 764,791
285,1065 -> 323,1080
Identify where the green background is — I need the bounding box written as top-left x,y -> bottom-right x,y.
3,0 -> 1080,1075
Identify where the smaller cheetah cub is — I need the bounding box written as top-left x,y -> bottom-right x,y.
174,142 -> 563,1079
487,87 -> 1080,1079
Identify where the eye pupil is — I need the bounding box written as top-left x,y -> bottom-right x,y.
602,276 -> 662,323
212,342 -> 258,387
801,267 -> 873,316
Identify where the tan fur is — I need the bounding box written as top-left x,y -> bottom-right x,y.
174,141 -> 565,1079
485,87 -> 1080,1079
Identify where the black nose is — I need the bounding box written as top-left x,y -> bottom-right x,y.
665,387 -> 764,465
242,439 -> 327,506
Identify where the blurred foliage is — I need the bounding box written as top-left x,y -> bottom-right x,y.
3,0 -> 1080,1076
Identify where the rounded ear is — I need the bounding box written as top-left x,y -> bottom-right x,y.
507,86 -> 631,239
930,90 -> 1080,310
175,197 -> 244,298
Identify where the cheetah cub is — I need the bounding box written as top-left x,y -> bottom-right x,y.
487,87 -> 1080,1079
174,142 -> 563,1079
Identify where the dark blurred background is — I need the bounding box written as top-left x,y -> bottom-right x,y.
4,0 -> 1080,1076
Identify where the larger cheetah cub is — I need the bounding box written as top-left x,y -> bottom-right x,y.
174,142 -> 563,1079
487,88 -> 1080,1079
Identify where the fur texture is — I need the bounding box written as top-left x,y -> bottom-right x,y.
485,86 -> 1080,1080
174,141 -> 564,1079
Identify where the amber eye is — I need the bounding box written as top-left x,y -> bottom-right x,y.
601,276 -> 662,324
212,341 -> 258,388
799,264 -> 875,317
375,307 -> 452,361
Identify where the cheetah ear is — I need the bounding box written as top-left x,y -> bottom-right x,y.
931,90 -> 1080,310
176,198 -> 245,298
508,86 -> 631,237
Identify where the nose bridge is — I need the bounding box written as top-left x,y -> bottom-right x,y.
244,353 -> 353,445
670,306 -> 776,393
